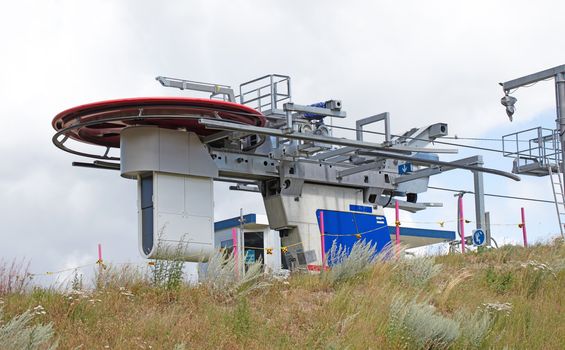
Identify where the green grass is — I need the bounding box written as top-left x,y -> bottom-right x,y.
0,239 -> 563,349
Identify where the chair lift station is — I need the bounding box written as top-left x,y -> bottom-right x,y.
52,74 -> 520,267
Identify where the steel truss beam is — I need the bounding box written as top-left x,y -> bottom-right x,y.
200,119 -> 520,182
199,119 -> 457,154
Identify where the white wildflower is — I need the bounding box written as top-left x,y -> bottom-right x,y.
483,302 -> 512,315
32,305 -> 46,316
120,290 -> 134,297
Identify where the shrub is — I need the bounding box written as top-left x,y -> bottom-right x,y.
398,256 -> 442,288
388,296 -> 459,349
0,308 -> 57,349
322,240 -> 379,285
455,309 -> 493,348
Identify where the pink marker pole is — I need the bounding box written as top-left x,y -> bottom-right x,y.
395,200 -> 400,248
232,228 -> 238,276
320,211 -> 326,270
521,207 -> 528,247
98,243 -> 103,263
459,196 -> 466,253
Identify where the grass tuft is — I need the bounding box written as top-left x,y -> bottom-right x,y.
201,250 -> 267,301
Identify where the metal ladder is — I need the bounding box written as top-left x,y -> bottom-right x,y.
548,165 -> 565,238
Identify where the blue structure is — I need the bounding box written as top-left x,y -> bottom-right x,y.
217,211 -> 456,269
316,209 -> 391,266
214,214 -> 257,231
386,226 -> 455,240
315,209 -> 456,266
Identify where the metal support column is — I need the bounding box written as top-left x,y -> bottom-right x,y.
485,211 -> 492,247
556,72 -> 565,184
473,155 -> 486,235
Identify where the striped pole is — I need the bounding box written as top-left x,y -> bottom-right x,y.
459,195 -> 466,253
521,207 -> 528,247
320,211 -> 326,270
232,228 -> 238,277
395,200 -> 400,247
97,243 -> 103,264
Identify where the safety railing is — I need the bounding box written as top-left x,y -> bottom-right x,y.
502,127 -> 560,174
238,74 -> 291,113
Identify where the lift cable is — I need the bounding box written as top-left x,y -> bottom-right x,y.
443,136 -> 503,142
328,124 -> 508,154
428,186 -> 555,204
214,108 -> 531,154
442,136 -> 531,143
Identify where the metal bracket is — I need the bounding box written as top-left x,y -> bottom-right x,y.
283,102 -> 346,119
156,76 -> 235,102
356,112 -> 391,144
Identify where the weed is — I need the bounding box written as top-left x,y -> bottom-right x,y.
485,267 -> 514,295
71,271 -> 83,291
231,298 -> 251,340
150,235 -> 187,291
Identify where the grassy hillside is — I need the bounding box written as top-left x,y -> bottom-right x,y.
1,240 -> 564,349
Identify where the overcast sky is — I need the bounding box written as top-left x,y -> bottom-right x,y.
1,0 -> 564,284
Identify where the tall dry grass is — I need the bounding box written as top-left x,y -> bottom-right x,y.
0,239 -> 562,349
0,259 -> 32,295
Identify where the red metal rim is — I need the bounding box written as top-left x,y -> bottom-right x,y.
52,97 -> 265,148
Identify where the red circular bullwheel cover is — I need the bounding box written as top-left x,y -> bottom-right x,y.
52,97 -> 265,148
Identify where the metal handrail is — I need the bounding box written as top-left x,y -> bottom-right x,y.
502,127 -> 561,171
239,74 -> 291,112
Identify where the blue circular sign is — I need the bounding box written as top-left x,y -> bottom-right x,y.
472,229 -> 486,246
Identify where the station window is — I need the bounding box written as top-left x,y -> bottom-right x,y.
140,175 -> 154,255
